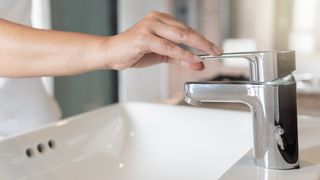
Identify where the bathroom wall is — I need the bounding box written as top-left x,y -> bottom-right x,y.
119,0 -> 320,101
51,0 -> 118,118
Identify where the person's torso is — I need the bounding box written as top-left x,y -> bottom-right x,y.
0,0 -> 61,136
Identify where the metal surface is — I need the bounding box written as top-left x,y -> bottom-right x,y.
184,51 -> 299,170
199,50 -> 295,82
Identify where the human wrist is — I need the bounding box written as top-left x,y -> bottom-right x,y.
81,36 -> 114,72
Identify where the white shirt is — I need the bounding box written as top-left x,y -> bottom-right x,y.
0,0 -> 61,136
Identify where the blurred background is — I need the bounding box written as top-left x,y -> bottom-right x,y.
32,0 -> 320,118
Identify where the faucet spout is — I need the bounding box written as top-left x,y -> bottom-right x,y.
185,81 -> 259,104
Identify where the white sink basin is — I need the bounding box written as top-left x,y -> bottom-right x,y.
0,103 -> 253,180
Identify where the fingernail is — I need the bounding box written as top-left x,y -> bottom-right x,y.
181,61 -> 205,71
193,55 -> 203,62
211,45 -> 224,55
217,48 -> 224,55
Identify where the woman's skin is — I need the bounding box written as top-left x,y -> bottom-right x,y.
0,11 -> 223,77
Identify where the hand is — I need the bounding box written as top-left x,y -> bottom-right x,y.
103,11 -> 223,71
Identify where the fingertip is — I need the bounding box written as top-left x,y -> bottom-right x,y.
211,44 -> 224,55
181,61 -> 205,71
191,62 -> 205,71
192,54 -> 203,62
216,48 -> 224,55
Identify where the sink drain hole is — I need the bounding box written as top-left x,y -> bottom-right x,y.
26,148 -> 34,158
48,140 -> 56,149
37,143 -> 46,154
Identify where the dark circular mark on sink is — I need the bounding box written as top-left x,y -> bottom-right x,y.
37,143 -> 46,154
26,148 -> 34,158
48,140 -> 56,149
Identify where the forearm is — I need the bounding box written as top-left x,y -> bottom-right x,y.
0,19 -> 108,77
0,11 -> 223,77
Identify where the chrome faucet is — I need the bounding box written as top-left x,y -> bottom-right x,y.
184,51 -> 299,170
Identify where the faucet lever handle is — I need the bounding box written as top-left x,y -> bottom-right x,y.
199,51 -> 296,82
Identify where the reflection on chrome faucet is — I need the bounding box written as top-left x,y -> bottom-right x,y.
184,51 -> 299,170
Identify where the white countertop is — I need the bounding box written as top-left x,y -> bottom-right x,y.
0,102 -> 319,179
220,114 -> 320,179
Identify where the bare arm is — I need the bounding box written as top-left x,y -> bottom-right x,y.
0,11 -> 223,77
0,19 -> 108,77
